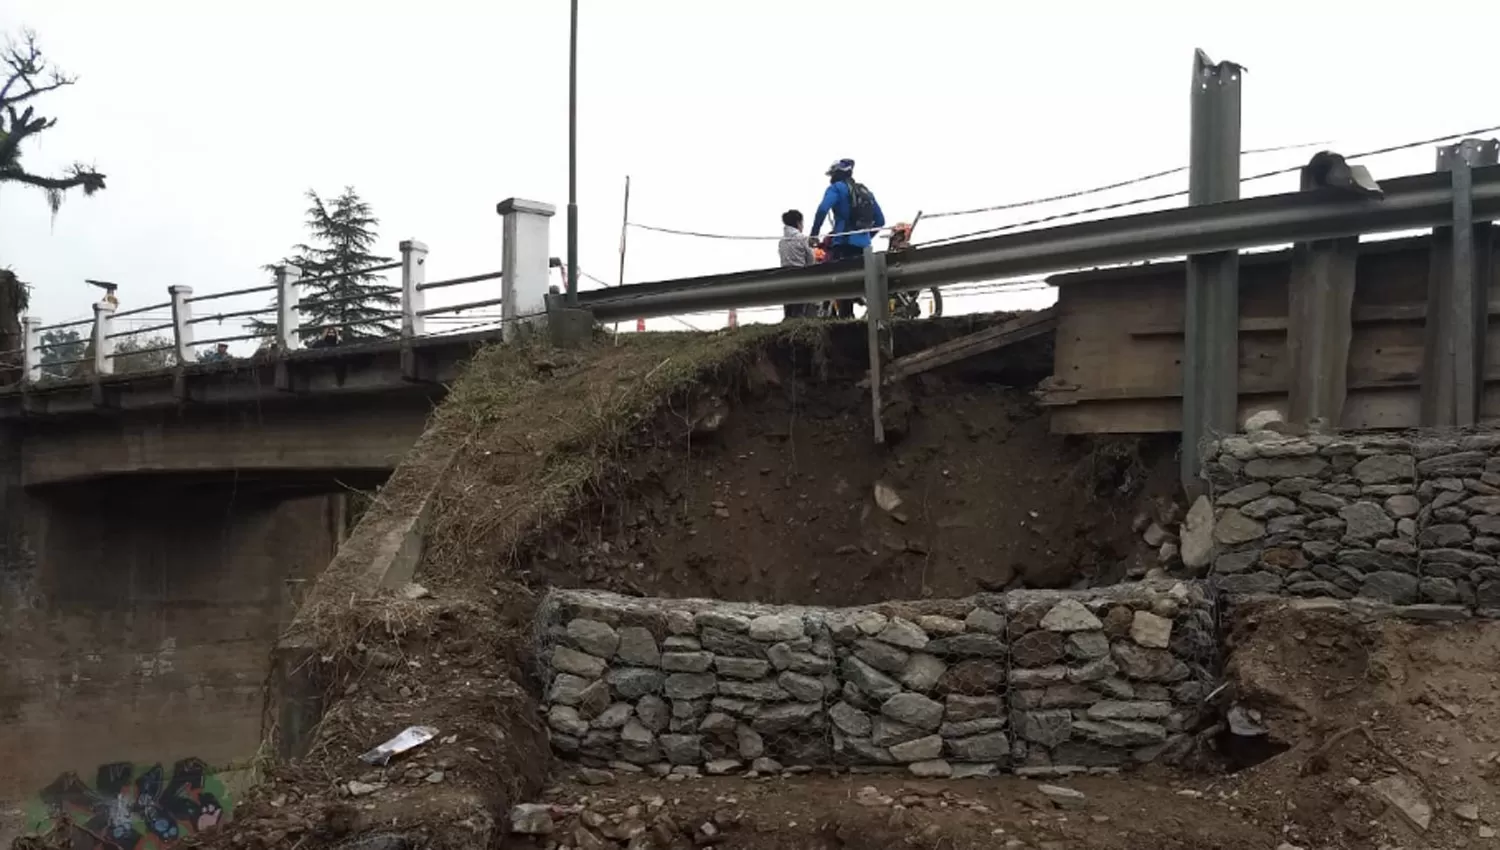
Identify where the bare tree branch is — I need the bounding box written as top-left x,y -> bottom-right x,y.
0,28 -> 103,213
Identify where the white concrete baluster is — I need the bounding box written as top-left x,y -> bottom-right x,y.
169,285 -> 194,365
275,265 -> 302,350
497,198 -> 556,340
93,301 -> 116,375
400,239 -> 428,339
22,315 -> 40,382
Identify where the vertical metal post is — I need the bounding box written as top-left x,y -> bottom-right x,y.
400,239 -> 429,339
1422,138 -> 1499,426
566,0 -> 580,306
92,301 -> 116,375
1287,165 -> 1358,428
21,315 -> 40,383
168,285 -> 194,366
863,246 -> 890,445
275,264 -> 303,351
1181,49 -> 1242,494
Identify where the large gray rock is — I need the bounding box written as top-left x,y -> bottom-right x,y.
1213,509 -> 1265,545
1017,709 -> 1073,747
663,672 -> 717,700
875,618 -> 930,650
1086,701 -> 1172,720
945,694 -> 1004,722
549,704 -> 590,737
838,736 -> 895,764
566,619 -> 621,658
736,725 -> 765,759
899,653 -> 948,692
606,668 -> 665,699
1065,631 -> 1110,660
591,702 -> 633,730
964,607 -> 1008,635
843,656 -> 903,700
945,731 -> 1011,762
753,703 -> 821,734
700,627 -> 764,659
888,735 -> 943,763
926,634 -> 1008,658
1340,502 -> 1394,541
717,679 -> 789,701
830,701 -> 873,737
661,651 -> 714,673
553,646 -> 607,679
916,615 -> 966,636
777,671 -> 825,702
616,627 -> 660,666
1129,612 -> 1173,649
749,613 -> 805,642
854,638 -> 911,673
636,695 -> 669,732
1011,631 -> 1067,665
766,642 -> 835,675
1180,496 -> 1215,569
871,717 -> 925,747
939,717 -> 1009,738
881,692 -> 945,731
1071,719 -> 1167,747
695,611 -> 751,633
660,734 -> 703,765
1359,571 -> 1419,605
1110,642 -> 1190,682
1217,482 -> 1270,506
548,673 -> 594,705
1239,495 -> 1298,520
1040,599 -> 1104,632
1244,456 -> 1328,479
714,656 -> 772,679
1353,454 -> 1415,484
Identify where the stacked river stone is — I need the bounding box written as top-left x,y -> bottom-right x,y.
538,585 -> 1215,777
1004,585 -> 1216,775
1201,429 -> 1500,612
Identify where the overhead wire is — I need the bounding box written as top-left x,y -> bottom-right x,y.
916,121 -> 1500,248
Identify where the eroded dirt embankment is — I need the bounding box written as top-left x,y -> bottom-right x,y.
136,315 -> 1500,850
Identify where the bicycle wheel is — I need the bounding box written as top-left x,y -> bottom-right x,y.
927,287 -> 943,318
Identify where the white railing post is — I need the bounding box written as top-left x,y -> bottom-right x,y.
92,301 -> 116,375
275,265 -> 302,350
497,198 -> 556,340
22,315 -> 40,382
169,285 -> 194,365
400,239 -> 428,338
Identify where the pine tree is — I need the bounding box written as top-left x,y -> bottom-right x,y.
249,187 -> 396,343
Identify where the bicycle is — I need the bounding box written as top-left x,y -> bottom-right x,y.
814,222 -> 943,320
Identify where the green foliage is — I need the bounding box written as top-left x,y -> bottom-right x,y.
112,334 -> 173,371
249,187 -> 396,343
38,327 -> 82,377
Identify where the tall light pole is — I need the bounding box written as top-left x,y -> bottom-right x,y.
566,0 -> 579,306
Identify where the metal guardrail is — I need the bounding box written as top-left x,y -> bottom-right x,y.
577,165 -> 1500,321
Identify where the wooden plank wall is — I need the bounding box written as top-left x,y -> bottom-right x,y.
1043,232 -> 1500,434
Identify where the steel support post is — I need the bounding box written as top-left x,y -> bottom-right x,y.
1287,165 -> 1358,429
1422,139 -> 1499,426
863,247 -> 890,445
1181,49 -> 1242,494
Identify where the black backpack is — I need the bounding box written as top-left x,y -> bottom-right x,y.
843,180 -> 876,231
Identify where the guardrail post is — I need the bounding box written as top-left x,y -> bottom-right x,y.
275,265 -> 302,350
497,198 -> 557,341
92,301 -> 116,375
1421,138 -> 1499,427
1181,48 -> 1242,495
169,285 -> 194,365
1287,162 -> 1358,429
863,246 -> 891,445
400,240 -> 428,338
22,316 -> 40,383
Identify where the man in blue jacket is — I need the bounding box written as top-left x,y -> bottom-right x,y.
811,158 -> 885,318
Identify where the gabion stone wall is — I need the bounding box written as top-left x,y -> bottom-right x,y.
535,584 -> 1217,778
1005,584 -> 1217,774
1200,430 -> 1500,612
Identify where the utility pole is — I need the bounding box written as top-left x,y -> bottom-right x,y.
566,0 -> 580,306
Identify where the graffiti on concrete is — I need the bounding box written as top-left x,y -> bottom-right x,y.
28,757 -> 230,849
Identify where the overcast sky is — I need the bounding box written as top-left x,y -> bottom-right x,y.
2,0 -> 1498,343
